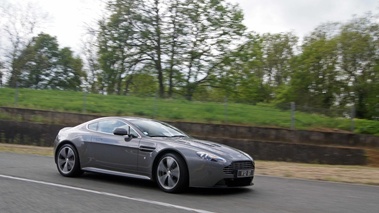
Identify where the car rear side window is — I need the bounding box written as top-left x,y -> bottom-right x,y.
88,122 -> 98,131
97,120 -> 125,134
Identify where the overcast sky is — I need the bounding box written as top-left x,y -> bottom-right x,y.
4,0 -> 379,54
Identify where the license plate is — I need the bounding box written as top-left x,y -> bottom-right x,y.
236,169 -> 254,177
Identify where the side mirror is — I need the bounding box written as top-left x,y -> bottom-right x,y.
113,127 -> 133,142
113,127 -> 128,136
124,134 -> 133,142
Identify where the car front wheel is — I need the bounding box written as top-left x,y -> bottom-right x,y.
156,153 -> 188,193
56,144 -> 82,177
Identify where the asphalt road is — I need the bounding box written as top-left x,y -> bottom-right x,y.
0,152 -> 378,213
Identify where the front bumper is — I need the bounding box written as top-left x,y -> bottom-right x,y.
188,160 -> 255,188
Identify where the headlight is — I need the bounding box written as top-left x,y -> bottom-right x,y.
197,152 -> 226,163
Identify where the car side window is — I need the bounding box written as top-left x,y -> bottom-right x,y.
88,122 -> 98,131
97,120 -> 125,134
94,119 -> 139,137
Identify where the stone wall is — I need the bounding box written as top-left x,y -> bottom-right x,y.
0,119 -> 368,165
1,106 -> 379,148
198,136 -> 367,165
0,120 -> 62,147
171,122 -> 379,148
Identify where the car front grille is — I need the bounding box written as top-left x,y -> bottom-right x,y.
223,161 -> 254,175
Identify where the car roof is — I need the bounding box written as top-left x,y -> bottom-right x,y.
92,116 -> 154,122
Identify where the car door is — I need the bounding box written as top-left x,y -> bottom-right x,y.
85,119 -> 140,174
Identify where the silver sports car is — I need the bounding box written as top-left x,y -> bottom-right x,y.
54,117 -> 255,193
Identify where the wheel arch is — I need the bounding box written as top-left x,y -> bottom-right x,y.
152,149 -> 189,183
55,140 -> 78,163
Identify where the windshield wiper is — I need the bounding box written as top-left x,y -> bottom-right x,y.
149,135 -> 169,137
170,135 -> 187,138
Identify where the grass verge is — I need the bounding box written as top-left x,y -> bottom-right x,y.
1,143 -> 378,186
2,87 -> 379,135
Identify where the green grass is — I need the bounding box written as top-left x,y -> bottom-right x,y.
1,87 -> 379,135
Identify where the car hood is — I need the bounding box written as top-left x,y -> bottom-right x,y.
151,137 -> 252,161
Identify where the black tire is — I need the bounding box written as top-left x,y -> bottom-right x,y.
56,144 -> 82,177
156,153 -> 188,193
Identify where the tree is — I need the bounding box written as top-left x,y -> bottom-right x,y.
210,33 -> 267,103
289,41 -> 338,108
260,32 -> 298,100
337,15 -> 379,118
0,2 -> 48,87
96,0 -> 246,99
9,33 -> 60,89
82,29 -> 102,93
276,27 -> 340,109
176,0 -> 246,100
0,61 -> 3,87
210,32 -> 298,104
8,33 -> 85,90
276,14 -> 379,119
51,47 -> 85,91
0,68 -> 3,87
97,0 -> 145,95
128,73 -> 157,96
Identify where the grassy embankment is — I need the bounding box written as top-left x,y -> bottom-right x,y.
1,88 -> 378,135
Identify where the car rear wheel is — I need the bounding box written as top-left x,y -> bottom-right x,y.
56,144 -> 82,177
156,153 -> 188,193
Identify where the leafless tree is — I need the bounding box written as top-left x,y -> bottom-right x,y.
0,1 -> 49,86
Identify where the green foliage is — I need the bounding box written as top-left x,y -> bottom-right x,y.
277,35 -> 339,108
53,47 -> 85,91
128,74 -> 157,96
8,33 -> 85,90
213,32 -> 298,104
212,33 -> 266,103
275,14 -> 379,120
336,16 -> 379,119
97,0 -> 246,99
261,32 -> 298,87
354,119 -> 379,134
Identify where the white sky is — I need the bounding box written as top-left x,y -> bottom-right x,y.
3,0 -> 379,54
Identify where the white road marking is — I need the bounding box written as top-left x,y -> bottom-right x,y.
0,174 -> 216,213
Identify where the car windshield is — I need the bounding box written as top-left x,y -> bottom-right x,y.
129,120 -> 188,137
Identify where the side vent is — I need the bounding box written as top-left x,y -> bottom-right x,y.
139,146 -> 155,152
